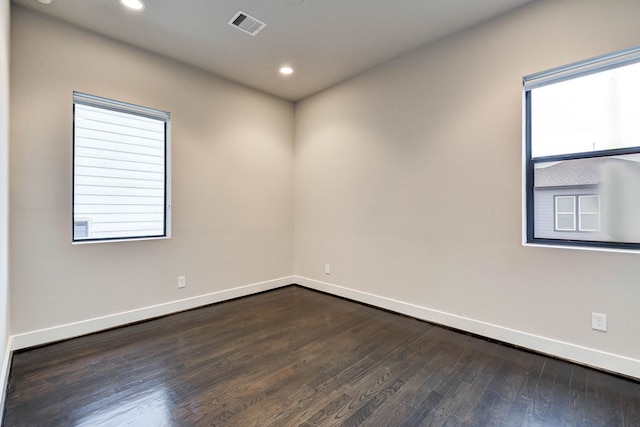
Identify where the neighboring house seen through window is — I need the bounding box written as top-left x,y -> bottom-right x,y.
524,46 -> 640,250
73,92 -> 171,242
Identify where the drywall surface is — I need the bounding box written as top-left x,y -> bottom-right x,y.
0,0 -> 10,401
10,6 -> 294,336
295,0 -> 640,374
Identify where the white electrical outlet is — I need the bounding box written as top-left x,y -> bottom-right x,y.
592,312 -> 607,332
325,264 -> 331,274
178,276 -> 186,289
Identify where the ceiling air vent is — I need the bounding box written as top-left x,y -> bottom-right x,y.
228,10 -> 267,36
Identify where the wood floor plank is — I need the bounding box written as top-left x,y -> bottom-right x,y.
303,392 -> 352,425
545,358 -> 577,425
4,285 -> 640,427
617,376 -> 640,427
528,357 -> 560,423
498,354 -> 546,425
581,369 -> 625,426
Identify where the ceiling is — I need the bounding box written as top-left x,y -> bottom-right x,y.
12,0 -> 535,101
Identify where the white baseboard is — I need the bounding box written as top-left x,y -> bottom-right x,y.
12,276 -> 294,351
0,335 -> 12,420
294,276 -> 640,380
10,275 -> 640,379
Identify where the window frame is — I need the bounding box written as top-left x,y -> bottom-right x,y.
72,92 -> 171,244
554,195 -> 576,232
523,46 -> 640,251
578,195 -> 600,232
552,194 -> 601,233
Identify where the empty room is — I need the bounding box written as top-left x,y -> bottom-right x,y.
2,0 -> 640,425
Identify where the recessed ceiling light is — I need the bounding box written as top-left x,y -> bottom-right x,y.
38,0 -> 52,4
279,66 -> 294,75
120,0 -> 145,11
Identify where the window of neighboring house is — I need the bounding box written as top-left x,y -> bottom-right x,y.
73,92 -> 171,243
524,46 -> 640,250
553,195 -> 600,232
579,195 -> 600,232
555,196 -> 576,231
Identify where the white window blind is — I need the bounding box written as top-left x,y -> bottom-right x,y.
523,46 -> 640,91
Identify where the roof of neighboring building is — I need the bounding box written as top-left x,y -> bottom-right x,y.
534,157 -> 640,188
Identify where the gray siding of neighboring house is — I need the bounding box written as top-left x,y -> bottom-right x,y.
534,185 -> 604,241
533,157 -> 640,244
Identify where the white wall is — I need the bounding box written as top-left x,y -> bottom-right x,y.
0,0 -> 10,409
10,6 -> 294,345
295,0 -> 640,377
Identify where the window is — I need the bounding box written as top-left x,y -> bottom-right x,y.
73,92 -> 170,242
524,46 -> 640,250
553,195 -> 600,232
579,195 -> 600,232
555,196 -> 575,231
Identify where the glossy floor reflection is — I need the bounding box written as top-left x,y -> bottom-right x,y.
74,389 -> 172,427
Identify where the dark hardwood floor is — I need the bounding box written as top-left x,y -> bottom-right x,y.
4,285 -> 640,426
